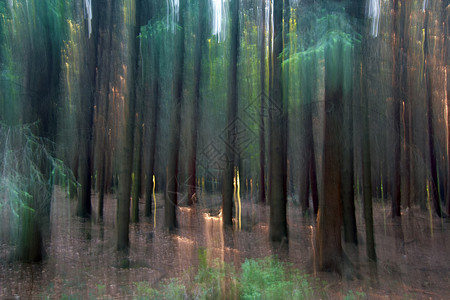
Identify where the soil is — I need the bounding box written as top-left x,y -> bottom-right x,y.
1,187 -> 449,299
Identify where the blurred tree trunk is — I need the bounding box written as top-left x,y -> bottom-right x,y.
117,0 -> 143,250
269,0 -> 288,242
222,0 -> 240,226
187,0 -> 206,206
315,41 -> 344,273
166,0 -> 186,230
95,0 -> 114,220
259,0 -> 266,205
131,2 -> 151,223
341,67 -> 356,245
445,3 -> 450,216
424,6 -> 445,218
299,56 -> 318,216
391,0 -> 402,218
145,46 -> 160,218
76,0 -> 100,219
15,0 -> 64,262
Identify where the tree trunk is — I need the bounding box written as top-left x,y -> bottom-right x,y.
341,71 -> 357,245
222,0 -> 240,226
117,0 -> 142,250
424,7 -> 444,218
187,0 -> 206,206
316,41 -> 344,273
269,0 -> 288,242
391,0 -> 402,218
259,0 -> 266,205
166,0 -> 186,230
145,47 -> 160,218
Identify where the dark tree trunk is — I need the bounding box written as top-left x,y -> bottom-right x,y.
76,0 -> 101,219
117,0 -> 143,250
145,47 -> 160,218
424,7 -> 445,218
269,0 -> 288,242
187,0 -> 206,206
299,56 -> 318,216
316,41 -> 344,273
259,0 -> 266,205
131,115 -> 143,223
341,71 -> 357,245
166,0 -> 186,230
222,0 -> 240,226
391,0 -> 402,218
445,4 -> 450,216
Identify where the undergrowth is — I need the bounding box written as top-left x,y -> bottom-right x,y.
131,250 -> 326,300
39,251 -> 372,299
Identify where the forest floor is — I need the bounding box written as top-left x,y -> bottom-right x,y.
1,187 -> 449,299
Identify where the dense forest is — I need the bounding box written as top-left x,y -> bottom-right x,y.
0,0 -> 449,298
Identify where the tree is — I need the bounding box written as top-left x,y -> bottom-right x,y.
144,19 -> 162,219
187,0 -> 207,206
116,0 -> 144,250
259,0 -> 266,205
166,0 -> 187,230
315,37 -> 344,272
222,0 -> 240,226
269,0 -> 288,242
76,0 -> 100,219
423,3 -> 446,218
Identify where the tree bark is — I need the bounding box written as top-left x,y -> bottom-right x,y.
259,0 -> 266,205
222,0 -> 240,226
187,0 -> 206,206
424,6 -> 445,218
269,0 -> 288,242
316,41 -> 344,273
166,0 -> 186,230
117,0 -> 143,250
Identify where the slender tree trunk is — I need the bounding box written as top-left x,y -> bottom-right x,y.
117,0 -> 142,250
222,0 -> 240,226
391,0 -> 402,218
145,47 -> 160,218
445,4 -> 450,216
131,115 -> 143,223
342,75 -> 357,245
187,0 -> 206,206
269,0 -> 288,242
424,7 -> 444,218
361,55 -> 376,262
166,0 -> 186,230
76,0 -> 100,219
259,0 -> 266,205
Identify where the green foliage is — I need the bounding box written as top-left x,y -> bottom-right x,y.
0,123 -> 77,246
240,256 -> 315,300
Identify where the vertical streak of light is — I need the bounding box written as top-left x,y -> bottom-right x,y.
368,0 -> 380,37
423,0 -> 428,12
153,175 -> 156,227
237,170 -> 241,231
84,0 -> 92,37
211,0 -> 227,42
233,168 -> 237,230
166,0 -> 180,32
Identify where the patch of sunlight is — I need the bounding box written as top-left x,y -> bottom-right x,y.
211,0 -> 227,42
84,0 -> 92,37
166,0 -> 179,32
368,0 -> 380,37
